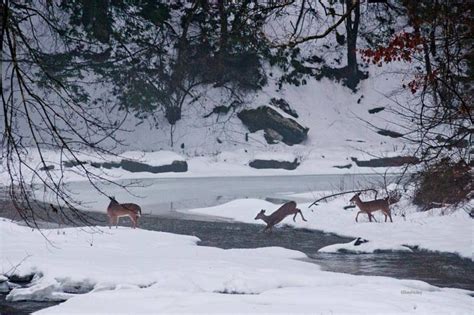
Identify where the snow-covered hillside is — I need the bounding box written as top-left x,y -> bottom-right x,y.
101,62 -> 411,166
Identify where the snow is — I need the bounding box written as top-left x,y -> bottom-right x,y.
119,151 -> 185,166
319,238 -> 413,254
0,148 -> 409,190
0,47 -> 421,184
188,197 -> 474,260
0,219 -> 472,314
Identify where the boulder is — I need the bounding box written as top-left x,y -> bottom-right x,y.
333,164 -> 352,169
351,156 -> 419,167
377,129 -> 404,138
249,158 -> 299,170
90,159 -> 188,173
238,106 -> 309,145
368,107 -> 385,114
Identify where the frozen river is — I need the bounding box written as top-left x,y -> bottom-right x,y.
53,174 -> 397,216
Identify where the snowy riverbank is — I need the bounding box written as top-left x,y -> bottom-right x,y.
0,219 -> 472,314
187,197 -> 473,260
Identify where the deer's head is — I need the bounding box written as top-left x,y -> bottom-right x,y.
349,193 -> 361,204
255,209 -> 266,220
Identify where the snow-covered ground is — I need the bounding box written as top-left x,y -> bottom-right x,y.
0,148 -> 411,188
187,197 -> 473,260
0,219 -> 472,314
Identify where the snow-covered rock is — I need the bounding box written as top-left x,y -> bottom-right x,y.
319,238 -> 413,254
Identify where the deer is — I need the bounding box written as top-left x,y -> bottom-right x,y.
107,196 -> 142,229
254,201 -> 307,233
350,193 -> 393,223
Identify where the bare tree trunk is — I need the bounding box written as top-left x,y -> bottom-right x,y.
345,0 -> 360,88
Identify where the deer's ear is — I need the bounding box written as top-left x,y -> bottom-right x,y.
261,209 -> 266,213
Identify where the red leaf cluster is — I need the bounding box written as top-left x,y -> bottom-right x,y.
403,70 -> 439,94
360,32 -> 424,66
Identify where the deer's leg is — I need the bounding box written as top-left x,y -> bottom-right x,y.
299,210 -> 307,222
293,213 -> 297,222
355,211 -> 363,222
108,216 -> 112,229
387,209 -> 393,223
115,217 -> 119,229
132,215 -> 137,229
368,212 -> 372,222
371,214 -> 378,222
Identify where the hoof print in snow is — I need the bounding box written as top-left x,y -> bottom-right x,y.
91,160 -> 188,173
377,129 -> 404,138
354,237 -> 369,246
249,158 -> 299,170
351,156 -> 419,167
333,164 -> 352,169
238,106 -> 308,146
269,98 -> 298,118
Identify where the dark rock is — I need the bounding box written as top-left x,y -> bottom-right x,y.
354,237 -> 369,246
377,129 -> 404,138
435,135 -> 469,148
269,98 -> 298,118
238,106 -> 309,145
333,164 -> 352,169
63,160 -> 87,168
39,165 -> 55,171
91,159 -> 188,173
249,158 -> 299,170
8,274 -> 35,284
263,128 -> 283,144
368,107 -> 385,114
351,156 -> 420,167
307,55 -> 324,63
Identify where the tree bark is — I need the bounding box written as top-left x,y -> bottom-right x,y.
345,0 -> 360,83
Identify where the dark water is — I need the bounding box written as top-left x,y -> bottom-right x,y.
2,213 -> 473,313
140,216 -> 474,291
0,294 -> 58,314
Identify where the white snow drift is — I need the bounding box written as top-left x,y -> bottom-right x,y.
0,219 -> 472,314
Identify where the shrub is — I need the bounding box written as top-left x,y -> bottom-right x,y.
413,158 -> 472,210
